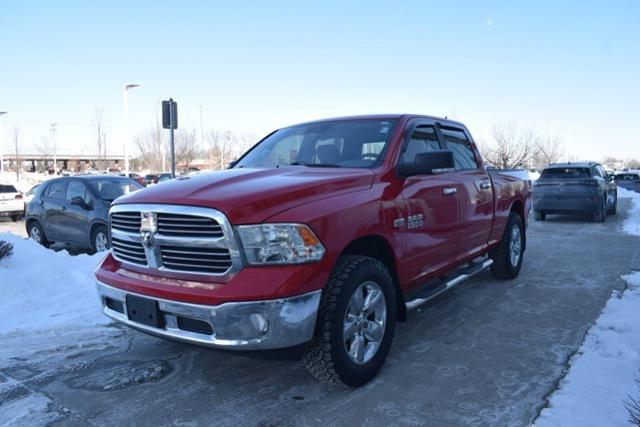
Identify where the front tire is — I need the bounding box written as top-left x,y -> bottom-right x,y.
91,225 -> 109,253
608,193 -> 617,215
303,255 -> 396,387
490,212 -> 524,279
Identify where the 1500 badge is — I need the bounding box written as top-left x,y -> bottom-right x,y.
395,214 -> 424,229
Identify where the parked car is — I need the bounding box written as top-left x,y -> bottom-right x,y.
533,162 -> 617,222
0,184 -> 24,221
143,173 -> 159,186
157,172 -> 173,183
119,172 -> 145,186
614,172 -> 640,192
94,114 -> 531,386
26,176 -> 143,252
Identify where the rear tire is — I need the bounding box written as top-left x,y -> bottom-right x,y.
303,255 -> 396,387
27,221 -> 50,248
10,215 -> 19,222
608,193 -> 617,215
593,196 -> 606,223
490,212 -> 524,279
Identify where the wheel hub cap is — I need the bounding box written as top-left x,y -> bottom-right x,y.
510,226 -> 522,267
343,281 -> 387,365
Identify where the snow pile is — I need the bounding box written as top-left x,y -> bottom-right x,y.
536,271 -> 640,426
0,233 -> 106,334
618,187 -> 640,236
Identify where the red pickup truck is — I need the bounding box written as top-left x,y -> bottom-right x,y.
95,115 -> 531,386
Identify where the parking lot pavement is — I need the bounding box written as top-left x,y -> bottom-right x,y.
0,217 -> 26,238
1,201 -> 639,426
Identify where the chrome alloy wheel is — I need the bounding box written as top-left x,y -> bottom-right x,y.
95,231 -> 109,252
29,226 -> 41,243
510,226 -> 522,267
343,281 -> 387,365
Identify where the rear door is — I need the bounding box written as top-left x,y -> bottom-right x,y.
438,125 -> 494,261
398,120 -> 460,284
42,179 -> 68,240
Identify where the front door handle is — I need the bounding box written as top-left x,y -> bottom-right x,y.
479,181 -> 491,190
443,188 -> 457,196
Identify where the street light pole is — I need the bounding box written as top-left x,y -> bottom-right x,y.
0,112 -> 6,174
123,83 -> 140,173
50,122 -> 58,173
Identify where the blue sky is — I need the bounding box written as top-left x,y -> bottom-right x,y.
1,1 -> 639,159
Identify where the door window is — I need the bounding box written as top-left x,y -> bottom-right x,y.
66,180 -> 88,203
440,128 -> 478,170
46,180 -> 67,200
401,125 -> 440,163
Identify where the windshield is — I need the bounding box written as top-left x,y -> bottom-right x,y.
88,178 -> 143,202
234,119 -> 397,169
541,168 -> 591,179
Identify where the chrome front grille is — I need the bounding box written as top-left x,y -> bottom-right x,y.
111,237 -> 147,265
109,204 -> 242,277
156,212 -> 224,238
111,211 -> 142,233
160,245 -> 232,274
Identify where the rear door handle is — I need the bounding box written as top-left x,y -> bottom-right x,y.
479,181 -> 491,190
443,188 -> 457,196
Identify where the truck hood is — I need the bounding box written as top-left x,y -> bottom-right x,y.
114,167 -> 375,224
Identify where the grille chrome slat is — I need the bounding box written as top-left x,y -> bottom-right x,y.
109,205 -> 241,277
111,212 -> 142,233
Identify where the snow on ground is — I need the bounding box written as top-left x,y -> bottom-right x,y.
0,232 -> 106,334
0,233 -> 116,425
618,187 -> 640,236
536,189 -> 640,426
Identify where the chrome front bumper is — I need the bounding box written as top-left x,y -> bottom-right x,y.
96,281 -> 321,350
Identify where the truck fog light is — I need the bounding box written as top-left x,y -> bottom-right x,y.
250,313 -> 269,335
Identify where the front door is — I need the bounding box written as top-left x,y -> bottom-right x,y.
61,179 -> 91,245
399,122 -> 460,285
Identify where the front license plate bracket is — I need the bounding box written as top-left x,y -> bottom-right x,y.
126,295 -> 164,328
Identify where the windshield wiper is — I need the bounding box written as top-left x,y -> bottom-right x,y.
289,161 -> 340,168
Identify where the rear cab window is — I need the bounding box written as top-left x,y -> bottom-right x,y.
440,127 -> 479,170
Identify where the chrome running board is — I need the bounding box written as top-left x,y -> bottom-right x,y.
405,258 -> 494,311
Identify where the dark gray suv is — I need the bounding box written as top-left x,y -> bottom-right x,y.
25,175 -> 143,252
533,162 -> 617,222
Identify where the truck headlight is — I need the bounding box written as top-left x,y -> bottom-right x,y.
236,224 -> 325,265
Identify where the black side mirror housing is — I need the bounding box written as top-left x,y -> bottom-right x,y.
399,150 -> 455,177
71,196 -> 91,210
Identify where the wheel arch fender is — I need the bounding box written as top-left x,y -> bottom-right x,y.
339,234 -> 406,322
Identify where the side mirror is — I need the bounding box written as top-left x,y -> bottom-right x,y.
228,159 -> 238,169
71,196 -> 90,210
399,150 -> 455,177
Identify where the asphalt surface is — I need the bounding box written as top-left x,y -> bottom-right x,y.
1,201 -> 639,426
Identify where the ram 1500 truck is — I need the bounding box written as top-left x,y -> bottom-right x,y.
95,115 -> 532,386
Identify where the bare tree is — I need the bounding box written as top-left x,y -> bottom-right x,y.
11,127 -> 21,181
532,129 -> 564,169
92,107 -> 107,170
205,130 -> 257,170
35,135 -> 52,172
480,123 -> 538,169
134,115 -> 165,171
175,129 -> 201,170
626,159 -> 640,170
